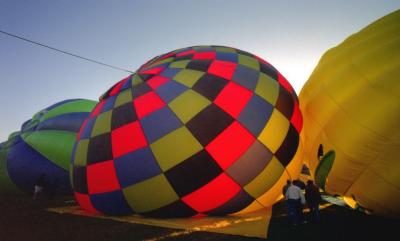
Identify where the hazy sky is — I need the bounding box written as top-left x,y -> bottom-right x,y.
0,0 -> 399,141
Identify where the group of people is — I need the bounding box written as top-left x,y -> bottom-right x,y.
283,179 -> 321,226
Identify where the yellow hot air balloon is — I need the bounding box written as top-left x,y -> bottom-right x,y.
300,10 -> 400,217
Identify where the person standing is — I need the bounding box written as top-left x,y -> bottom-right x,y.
283,180 -> 292,224
33,174 -> 46,200
318,144 -> 324,161
282,180 -> 291,196
305,180 -> 321,222
285,181 -> 306,225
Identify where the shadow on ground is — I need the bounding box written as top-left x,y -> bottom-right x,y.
0,195 -> 398,241
268,200 -> 399,241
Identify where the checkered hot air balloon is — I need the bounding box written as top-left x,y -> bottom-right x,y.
71,46 -> 303,217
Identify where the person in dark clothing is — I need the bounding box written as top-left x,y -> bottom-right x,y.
318,144 -> 324,161
305,180 -> 322,222
293,179 -> 306,190
47,178 -> 58,200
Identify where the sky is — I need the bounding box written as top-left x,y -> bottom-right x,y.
0,0 -> 399,142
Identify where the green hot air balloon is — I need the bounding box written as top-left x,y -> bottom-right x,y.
2,99 -> 97,195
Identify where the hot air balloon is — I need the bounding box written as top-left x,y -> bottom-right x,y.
71,46 -> 303,217
2,99 -> 97,195
300,10 -> 400,217
0,132 -> 21,194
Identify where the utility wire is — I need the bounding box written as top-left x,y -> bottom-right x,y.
0,29 -> 133,73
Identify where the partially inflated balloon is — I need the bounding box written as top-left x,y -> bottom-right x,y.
300,10 -> 400,216
71,46 -> 302,217
0,132 -> 21,194
3,99 -> 97,195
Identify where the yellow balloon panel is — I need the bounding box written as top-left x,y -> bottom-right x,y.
300,10 -> 400,217
234,141 -> 304,215
348,168 -> 400,216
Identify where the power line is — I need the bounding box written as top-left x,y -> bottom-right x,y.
0,29 -> 133,73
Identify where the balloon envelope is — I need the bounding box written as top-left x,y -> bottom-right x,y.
72,46 -> 303,217
2,99 -> 97,195
0,133 -> 21,194
300,10 -> 400,217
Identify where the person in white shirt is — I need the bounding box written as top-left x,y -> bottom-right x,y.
285,181 -> 306,225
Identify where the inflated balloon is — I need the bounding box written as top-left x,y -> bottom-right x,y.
2,99 -> 97,195
0,132 -> 21,194
71,46 -> 302,217
300,10 -> 400,217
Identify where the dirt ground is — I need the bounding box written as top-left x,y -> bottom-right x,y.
0,195 -> 398,241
